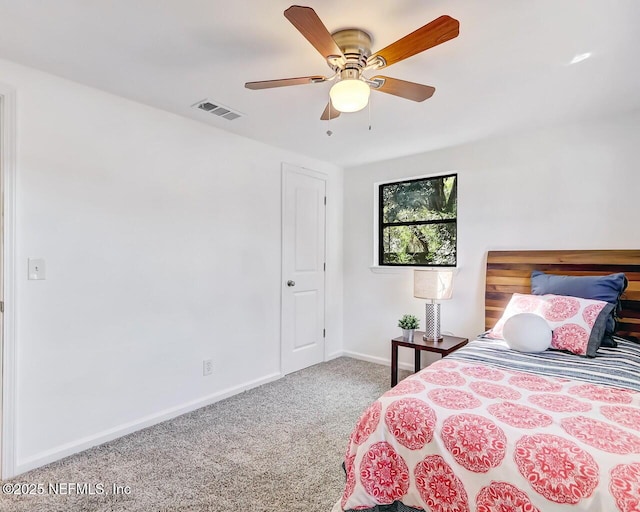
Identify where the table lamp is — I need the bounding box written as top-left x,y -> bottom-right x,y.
413,269 -> 454,342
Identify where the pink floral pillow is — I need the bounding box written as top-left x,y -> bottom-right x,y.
487,293 -> 614,357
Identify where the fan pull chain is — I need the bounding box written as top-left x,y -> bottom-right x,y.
368,96 -> 372,131
326,106 -> 333,137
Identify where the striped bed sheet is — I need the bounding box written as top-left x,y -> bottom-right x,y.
448,335 -> 640,393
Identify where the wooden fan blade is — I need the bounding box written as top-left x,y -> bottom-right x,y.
369,15 -> 459,69
245,76 -> 326,90
284,6 -> 344,60
320,101 -> 341,120
371,76 -> 435,102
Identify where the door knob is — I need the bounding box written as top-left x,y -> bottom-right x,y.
287,280 -> 296,287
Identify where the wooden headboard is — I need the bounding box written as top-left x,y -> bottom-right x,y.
485,250 -> 640,340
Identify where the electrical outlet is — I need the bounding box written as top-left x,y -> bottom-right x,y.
203,359 -> 213,376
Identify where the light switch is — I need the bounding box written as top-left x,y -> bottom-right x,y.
28,258 -> 46,280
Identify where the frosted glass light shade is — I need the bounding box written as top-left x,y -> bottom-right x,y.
414,269 -> 454,300
329,79 -> 370,113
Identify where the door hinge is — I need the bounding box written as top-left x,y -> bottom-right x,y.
324,196 -> 327,205
323,328 -> 326,338
323,262 -> 326,271
0,301 -> 3,313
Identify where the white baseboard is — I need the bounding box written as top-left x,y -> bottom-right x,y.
342,350 -> 414,371
326,350 -> 345,360
14,371 -> 282,476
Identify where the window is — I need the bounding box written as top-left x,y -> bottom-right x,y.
378,173 -> 457,266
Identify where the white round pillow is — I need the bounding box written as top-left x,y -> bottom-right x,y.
503,313 -> 552,353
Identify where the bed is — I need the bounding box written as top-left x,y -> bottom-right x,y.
334,250 -> 640,512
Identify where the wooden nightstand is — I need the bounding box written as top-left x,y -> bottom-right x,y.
391,333 -> 469,386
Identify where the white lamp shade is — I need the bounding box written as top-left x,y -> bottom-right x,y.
329,79 -> 370,113
414,269 -> 454,300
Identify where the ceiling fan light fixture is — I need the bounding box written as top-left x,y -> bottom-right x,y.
245,7 -> 460,122
329,79 -> 370,113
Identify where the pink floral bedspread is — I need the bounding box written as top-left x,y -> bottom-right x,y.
338,358 -> 640,512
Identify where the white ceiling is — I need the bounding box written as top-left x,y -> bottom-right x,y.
0,0 -> 639,167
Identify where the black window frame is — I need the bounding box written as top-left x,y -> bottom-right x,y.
378,173 -> 457,267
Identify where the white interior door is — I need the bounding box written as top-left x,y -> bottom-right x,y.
0,87 -> 12,479
281,164 -> 326,375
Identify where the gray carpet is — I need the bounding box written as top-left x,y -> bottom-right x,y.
1,357 -> 408,512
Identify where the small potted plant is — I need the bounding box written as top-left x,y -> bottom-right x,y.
398,314 -> 419,342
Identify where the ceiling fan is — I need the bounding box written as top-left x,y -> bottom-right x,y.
245,5 -> 460,120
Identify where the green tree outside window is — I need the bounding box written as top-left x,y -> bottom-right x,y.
379,174 -> 457,266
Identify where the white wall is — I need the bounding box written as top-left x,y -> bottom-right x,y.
0,58 -> 343,475
343,110 -> 640,368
